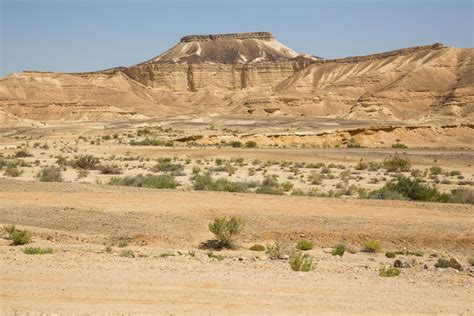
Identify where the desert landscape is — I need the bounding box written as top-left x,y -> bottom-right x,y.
1,29 -> 473,314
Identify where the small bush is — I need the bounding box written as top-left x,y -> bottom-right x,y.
22,246 -> 53,255
266,241 -> 293,259
15,150 -> 33,158
289,253 -> 314,272
117,239 -> 128,248
385,252 -> 396,258
379,265 -> 401,277
208,216 -> 243,248
392,143 -> 407,149
296,240 -> 314,251
449,188 -> 474,204
119,250 -> 134,258
98,164 -> 122,174
383,156 -> 411,172
4,166 -> 23,177
207,251 -> 224,261
230,141 -> 242,148
363,240 -> 381,253
152,158 -> 183,173
468,257 -> 474,266
434,258 -> 450,268
71,155 -> 100,169
193,174 -> 250,193
249,244 -> 266,251
255,186 -> 284,195
244,141 -> 257,148
4,225 -> 32,245
110,174 -> 179,189
429,166 -> 442,175
159,252 -> 175,258
38,166 -> 63,182
332,243 -> 346,256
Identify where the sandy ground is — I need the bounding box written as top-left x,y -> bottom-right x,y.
1,179 -> 473,314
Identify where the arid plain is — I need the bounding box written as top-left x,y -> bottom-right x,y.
1,32 -> 473,314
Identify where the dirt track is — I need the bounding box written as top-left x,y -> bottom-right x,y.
1,180 -> 473,314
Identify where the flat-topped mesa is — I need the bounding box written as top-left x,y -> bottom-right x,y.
180,32 -> 274,43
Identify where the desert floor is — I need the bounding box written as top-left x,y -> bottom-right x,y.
0,121 -> 473,314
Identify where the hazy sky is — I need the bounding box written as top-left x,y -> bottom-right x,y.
1,0 -> 472,75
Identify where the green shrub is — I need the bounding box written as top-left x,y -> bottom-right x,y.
332,243 -> 346,256
15,150 -> 33,158
22,246 -> 53,255
230,141 -> 242,148
193,174 -> 250,193
208,216 -> 243,248
281,181 -> 294,192
4,225 -> 32,245
392,143 -> 407,148
369,176 -> 449,202
296,240 -> 314,251
192,166 -> 201,174
379,265 -> 401,277
38,166 -> 63,182
289,253 -> 314,271
363,240 -> 381,253
244,141 -> 257,148
152,158 -> 183,173
207,251 -> 225,261
429,166 -> 442,175
434,258 -> 450,268
468,257 -> 474,266
109,174 -> 178,189
383,156 -> 411,172
159,252 -> 175,258
266,241 -> 293,259
385,252 -> 396,258
355,161 -> 368,170
98,164 -> 122,174
249,244 -> 266,251
71,155 -> 100,169
255,186 -> 284,195
117,239 -> 128,248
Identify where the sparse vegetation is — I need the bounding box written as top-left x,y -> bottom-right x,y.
71,154 -> 100,169
22,246 -> 53,255
38,166 -> 63,182
385,252 -> 396,258
208,216 -> 243,249
98,164 -> 122,174
332,243 -> 346,256
289,252 -> 314,271
296,239 -> 314,251
249,244 -> 266,251
266,241 -> 293,259
379,265 -> 401,277
434,258 -> 450,268
383,156 -> 411,172
117,239 -> 128,248
4,225 -> 32,245
110,174 -> 179,189
362,240 -> 381,253
207,251 -> 224,261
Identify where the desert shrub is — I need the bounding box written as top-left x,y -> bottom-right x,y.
296,239 -> 314,251
4,225 -> 32,245
4,165 -> 23,177
208,216 -> 243,248
434,258 -> 450,268
193,174 -> 250,193
369,176 -> 449,202
109,174 -> 178,189
385,252 -> 396,258
207,251 -> 224,261
392,143 -> 408,148
244,141 -> 257,148
383,156 -> 411,172
468,257 -> 474,266
266,241 -> 293,259
98,164 -> 122,174
355,161 -> 368,170
117,239 -> 128,248
119,250 -> 134,258
71,155 -> 99,169
281,181 -> 294,192
159,252 -> 175,258
255,186 -> 284,195
289,253 -> 314,272
450,170 -> 461,176
429,166 -> 442,175
192,166 -> 201,174
230,141 -> 242,148
332,243 -> 346,256
152,158 -> 183,173
449,188 -> 474,204
379,265 -> 401,277
22,246 -> 53,255
38,166 -> 63,182
249,244 -> 266,251
307,172 -> 323,185
363,240 -> 381,253
15,150 -> 33,158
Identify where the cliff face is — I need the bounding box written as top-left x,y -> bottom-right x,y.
0,32 -> 472,124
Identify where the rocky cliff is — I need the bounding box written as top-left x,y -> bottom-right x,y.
0,32 -> 472,124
